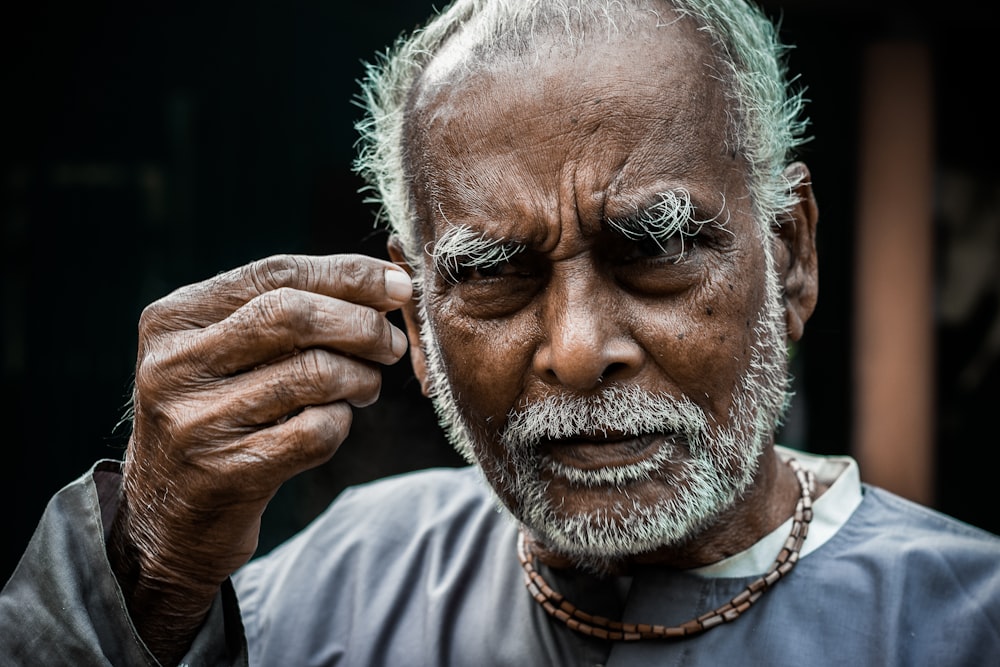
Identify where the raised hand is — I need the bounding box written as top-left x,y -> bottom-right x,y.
108,253 -> 412,663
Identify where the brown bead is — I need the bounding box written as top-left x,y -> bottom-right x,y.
517,457 -> 815,641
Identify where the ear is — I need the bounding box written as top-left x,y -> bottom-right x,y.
386,236 -> 431,397
773,162 -> 819,342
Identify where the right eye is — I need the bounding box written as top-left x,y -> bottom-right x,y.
442,255 -> 545,319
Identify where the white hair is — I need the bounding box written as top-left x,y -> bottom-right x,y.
353,0 -> 810,276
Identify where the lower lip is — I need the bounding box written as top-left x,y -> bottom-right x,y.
540,433 -> 670,470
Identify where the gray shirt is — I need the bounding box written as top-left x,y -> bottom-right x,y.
3,450 -> 999,666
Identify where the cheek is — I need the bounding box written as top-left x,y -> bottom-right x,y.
639,274 -> 765,413
430,296 -> 538,422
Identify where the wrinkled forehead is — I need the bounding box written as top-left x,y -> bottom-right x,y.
400,6 -> 734,241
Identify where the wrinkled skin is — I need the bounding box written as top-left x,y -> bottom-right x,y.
110,9 -> 819,666
110,254 -> 411,664
392,16 -> 819,570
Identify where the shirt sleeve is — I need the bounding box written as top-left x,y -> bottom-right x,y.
0,460 -> 249,666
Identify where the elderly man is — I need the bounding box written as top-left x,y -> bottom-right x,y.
3,0 -> 999,665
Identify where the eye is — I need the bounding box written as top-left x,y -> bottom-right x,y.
609,229 -> 707,296
625,233 -> 689,262
469,260 -> 511,278
448,258 -> 521,283
444,255 -> 544,319
431,233 -> 528,285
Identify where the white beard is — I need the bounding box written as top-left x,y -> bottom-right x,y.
416,250 -> 791,569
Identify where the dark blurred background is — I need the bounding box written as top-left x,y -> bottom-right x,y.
3,1 -> 998,583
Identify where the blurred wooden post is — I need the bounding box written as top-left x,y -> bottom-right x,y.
853,40 -> 935,505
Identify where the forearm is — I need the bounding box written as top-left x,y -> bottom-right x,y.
109,496 -> 220,667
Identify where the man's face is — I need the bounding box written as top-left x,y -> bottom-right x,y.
400,18 -> 793,565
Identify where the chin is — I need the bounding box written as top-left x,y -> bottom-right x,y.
513,460 -> 737,567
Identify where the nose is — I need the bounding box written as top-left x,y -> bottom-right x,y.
532,270 -> 644,391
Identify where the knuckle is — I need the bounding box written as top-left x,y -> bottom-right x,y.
294,349 -> 332,394
250,287 -> 307,337
334,255 -> 369,293
247,254 -> 310,293
133,354 -> 159,391
291,350 -> 381,406
133,335 -> 181,392
137,298 -> 171,340
329,253 -> 391,299
353,306 -> 386,344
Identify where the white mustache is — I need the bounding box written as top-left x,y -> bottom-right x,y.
500,385 -> 709,451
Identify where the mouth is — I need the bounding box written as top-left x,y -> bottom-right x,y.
539,432 -> 677,471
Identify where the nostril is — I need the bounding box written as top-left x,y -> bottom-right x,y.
603,361 -> 630,381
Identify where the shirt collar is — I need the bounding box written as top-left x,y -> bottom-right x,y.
690,445 -> 862,578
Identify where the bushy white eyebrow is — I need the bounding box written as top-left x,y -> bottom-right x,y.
606,188 -> 729,258
428,224 -> 526,282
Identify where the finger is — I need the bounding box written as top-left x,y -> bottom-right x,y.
191,402 -> 355,503
156,350 -> 382,443
240,402 -> 356,479
143,254 -> 413,333
221,349 -> 384,427
195,288 -> 409,376
132,342 -> 382,443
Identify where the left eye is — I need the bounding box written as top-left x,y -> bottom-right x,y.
472,261 -> 508,277
628,234 -> 687,261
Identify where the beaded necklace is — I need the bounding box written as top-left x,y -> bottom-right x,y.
517,458 -> 815,640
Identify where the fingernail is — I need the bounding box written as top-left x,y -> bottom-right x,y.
385,269 -> 412,301
391,326 -> 409,356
